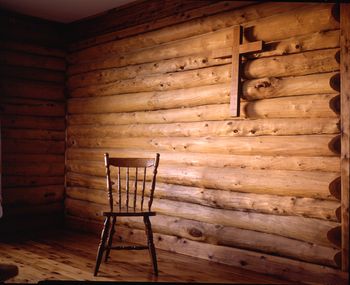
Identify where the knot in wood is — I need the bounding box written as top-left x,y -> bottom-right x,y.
255,80 -> 271,89
188,227 -> 203,238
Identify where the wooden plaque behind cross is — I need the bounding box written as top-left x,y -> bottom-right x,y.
212,25 -> 263,117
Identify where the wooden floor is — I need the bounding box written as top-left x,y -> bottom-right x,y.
0,229 -> 295,284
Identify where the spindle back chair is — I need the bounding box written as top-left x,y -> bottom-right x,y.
94,153 -> 160,276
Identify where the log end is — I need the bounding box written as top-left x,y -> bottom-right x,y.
331,3 -> 340,23
329,73 -> 340,92
335,50 -> 340,64
335,206 -> 341,222
327,226 -> 341,248
334,251 -> 342,268
329,94 -> 340,115
329,176 -> 341,200
328,135 -> 341,155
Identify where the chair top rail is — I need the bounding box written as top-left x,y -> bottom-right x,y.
108,157 -> 155,168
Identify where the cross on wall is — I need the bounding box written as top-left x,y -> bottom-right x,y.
212,25 -> 263,117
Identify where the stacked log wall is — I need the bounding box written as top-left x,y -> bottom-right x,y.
65,2 -> 347,283
0,10 -> 66,233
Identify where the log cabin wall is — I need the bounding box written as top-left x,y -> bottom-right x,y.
65,1 -> 347,283
0,10 -> 66,233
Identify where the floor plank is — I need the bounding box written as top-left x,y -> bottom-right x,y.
0,229 -> 295,283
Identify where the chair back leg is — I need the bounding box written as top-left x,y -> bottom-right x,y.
144,216 -> 158,275
94,216 -> 110,276
105,216 -> 117,262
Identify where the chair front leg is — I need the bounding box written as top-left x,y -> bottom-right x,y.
144,216 -> 158,276
105,216 -> 117,262
94,216 -> 110,276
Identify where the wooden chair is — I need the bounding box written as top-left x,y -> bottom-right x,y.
94,153 -> 160,276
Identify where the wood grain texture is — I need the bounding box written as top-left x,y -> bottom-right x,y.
340,3 -> 350,272
63,1 -> 344,281
66,217 -> 349,285
65,202 -> 340,267
0,10 -> 66,234
0,229 -> 293,284
65,197 -> 338,247
68,3 -> 332,64
66,148 -> 340,172
66,184 -> 339,221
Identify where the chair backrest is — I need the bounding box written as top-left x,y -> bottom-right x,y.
104,153 -> 160,212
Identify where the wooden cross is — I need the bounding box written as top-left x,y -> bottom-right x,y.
212,25 -> 263,117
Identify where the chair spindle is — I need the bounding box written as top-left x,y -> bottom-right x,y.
134,167 -> 138,212
118,167 -> 121,211
141,167 -> 146,212
126,167 -> 130,212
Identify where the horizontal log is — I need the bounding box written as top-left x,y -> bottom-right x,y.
3,202 -> 63,217
0,78 -> 64,101
116,214 -> 339,267
119,226 -> 348,284
65,197 -> 338,247
66,161 -> 339,200
2,185 -> 64,205
68,2 -> 308,56
2,176 -> 64,188
69,49 -> 339,98
2,139 -> 65,154
242,72 -> 339,100
66,148 -> 340,172
68,73 -> 338,111
69,1 -> 295,52
215,29 -> 340,59
66,161 -> 339,199
0,50 -> 66,71
69,1 -> 249,43
0,65 -> 65,83
68,31 -> 339,88
3,162 -> 64,176
68,83 -> 230,114
70,64 -> 230,97
244,48 -> 339,80
0,97 -> 65,116
67,184 -> 339,221
68,3 -> 336,64
0,40 -> 65,58
68,55 -> 339,98
244,4 -> 339,42
67,135 -> 339,157
2,129 -> 65,141
65,214 -> 347,284
2,153 -> 64,164
67,95 -> 339,126
67,57 -> 230,89
67,118 -> 339,138
1,115 -> 65,130
65,215 -> 349,285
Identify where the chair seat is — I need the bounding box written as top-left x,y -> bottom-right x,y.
103,211 -> 156,217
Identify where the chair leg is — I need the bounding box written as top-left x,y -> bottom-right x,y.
94,216 -> 110,276
105,216 -> 117,262
143,216 -> 158,276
